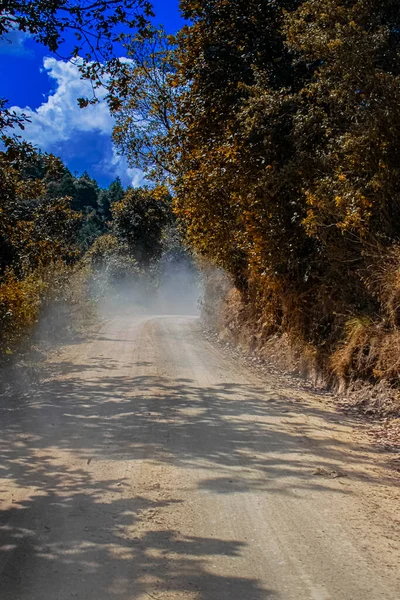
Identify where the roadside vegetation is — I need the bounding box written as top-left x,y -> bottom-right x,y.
2,1 -> 400,400
0,133 -> 174,355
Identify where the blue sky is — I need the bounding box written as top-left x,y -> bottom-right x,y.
0,1 -> 184,188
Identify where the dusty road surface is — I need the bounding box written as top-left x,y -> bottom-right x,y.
0,314 -> 399,600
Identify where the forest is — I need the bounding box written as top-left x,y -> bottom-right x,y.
2,0 -> 400,390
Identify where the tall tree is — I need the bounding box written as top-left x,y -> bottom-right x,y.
0,137 -> 81,277
173,0 -> 306,287
111,28 -> 178,180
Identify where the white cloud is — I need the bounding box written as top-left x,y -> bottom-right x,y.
9,56 -> 145,187
11,57 -> 113,149
104,146 -> 147,188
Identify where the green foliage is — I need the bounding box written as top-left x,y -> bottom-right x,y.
0,137 -> 82,353
46,169 -> 128,250
77,209 -> 104,252
73,172 -> 100,211
0,136 -> 132,354
174,0 -> 307,287
0,261 -> 95,355
7,0 -> 400,385
98,177 -> 125,222
0,270 -> 44,353
111,186 -> 172,267
0,137 -> 81,277
0,133 -> 176,353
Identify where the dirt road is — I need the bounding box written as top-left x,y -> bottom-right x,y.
0,315 -> 399,599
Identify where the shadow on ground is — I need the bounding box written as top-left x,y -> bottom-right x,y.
0,321 -> 393,599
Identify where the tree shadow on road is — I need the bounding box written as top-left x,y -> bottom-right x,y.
2,354 -> 392,491
0,322 -> 395,599
0,479 -> 272,599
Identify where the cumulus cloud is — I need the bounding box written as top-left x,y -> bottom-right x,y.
11,57 -> 113,149
10,57 -> 144,187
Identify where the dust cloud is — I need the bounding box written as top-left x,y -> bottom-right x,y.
0,254 -> 202,401
95,255 -> 203,320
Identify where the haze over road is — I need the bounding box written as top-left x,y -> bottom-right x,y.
0,315 -> 399,600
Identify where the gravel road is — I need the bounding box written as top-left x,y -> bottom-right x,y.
0,314 -> 399,599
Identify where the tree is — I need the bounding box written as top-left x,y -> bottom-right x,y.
84,233 -> 140,286
285,0 -> 400,242
47,169 -> 76,199
111,187 -> 171,267
173,0 -> 306,288
0,98 -> 30,131
0,137 -> 86,354
76,208 -> 104,250
171,0 -> 400,380
98,176 -> 125,222
0,137 -> 81,278
111,28 -> 179,180
74,171 -> 99,211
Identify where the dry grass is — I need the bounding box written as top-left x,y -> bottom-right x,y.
201,263 -> 400,419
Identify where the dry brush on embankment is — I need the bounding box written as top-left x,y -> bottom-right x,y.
200,265 -> 400,425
